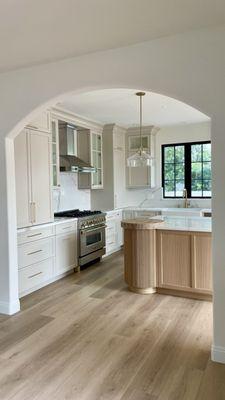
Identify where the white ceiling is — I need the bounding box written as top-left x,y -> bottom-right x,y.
1,0 -> 225,72
59,89 -> 209,127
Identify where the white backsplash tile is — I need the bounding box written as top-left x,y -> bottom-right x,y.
53,173 -> 91,212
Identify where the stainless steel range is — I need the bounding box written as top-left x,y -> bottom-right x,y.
54,209 -> 106,266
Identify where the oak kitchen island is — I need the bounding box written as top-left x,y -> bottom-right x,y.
121,216 -> 212,300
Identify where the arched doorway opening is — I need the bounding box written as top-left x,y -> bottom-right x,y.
5,86 -> 211,313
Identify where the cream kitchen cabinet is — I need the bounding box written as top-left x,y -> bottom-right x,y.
91,132 -> 103,189
27,110 -> 51,133
51,118 -> 60,188
91,124 -> 126,210
126,127 -> 157,189
55,220 -> 78,275
105,210 -> 123,256
18,224 -> 55,297
18,219 -> 78,297
15,128 -> 53,228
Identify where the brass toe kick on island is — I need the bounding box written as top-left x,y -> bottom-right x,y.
121,220 -> 212,301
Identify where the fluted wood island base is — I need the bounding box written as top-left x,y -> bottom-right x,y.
122,219 -> 162,294
121,219 -> 212,300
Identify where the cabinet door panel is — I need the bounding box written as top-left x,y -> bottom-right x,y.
56,232 -> 78,274
157,230 -> 191,289
192,233 -> 212,292
14,129 -> 31,228
127,165 -> 150,188
114,149 -> 126,208
29,131 -> 53,225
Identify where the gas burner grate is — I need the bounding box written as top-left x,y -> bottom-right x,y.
54,209 -> 102,218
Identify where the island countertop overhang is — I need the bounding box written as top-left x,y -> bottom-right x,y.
121,216 -> 211,233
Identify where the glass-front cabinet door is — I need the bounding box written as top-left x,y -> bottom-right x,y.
51,119 -> 60,188
91,132 -> 103,189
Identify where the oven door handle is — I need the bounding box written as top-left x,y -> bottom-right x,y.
80,225 -> 106,234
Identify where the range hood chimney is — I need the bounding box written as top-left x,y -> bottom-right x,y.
58,121 -> 96,173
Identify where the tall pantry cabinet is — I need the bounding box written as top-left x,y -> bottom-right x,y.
15,127 -> 53,228
90,124 -> 126,210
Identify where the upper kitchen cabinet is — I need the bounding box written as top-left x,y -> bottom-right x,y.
91,132 -> 103,189
26,110 -> 51,134
15,128 -> 53,228
126,126 -> 158,189
51,118 -> 60,188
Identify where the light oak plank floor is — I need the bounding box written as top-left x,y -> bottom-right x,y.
0,251 -> 224,400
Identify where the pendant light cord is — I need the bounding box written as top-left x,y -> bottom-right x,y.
140,94 -> 143,153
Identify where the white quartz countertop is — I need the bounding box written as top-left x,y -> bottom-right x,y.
150,216 -> 212,232
122,206 -> 211,213
17,217 -> 78,232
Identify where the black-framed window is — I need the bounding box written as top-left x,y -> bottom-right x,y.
162,141 -> 211,198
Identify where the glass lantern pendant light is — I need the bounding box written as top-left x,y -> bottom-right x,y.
127,92 -> 154,167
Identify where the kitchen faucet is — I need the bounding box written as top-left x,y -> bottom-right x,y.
183,188 -> 189,208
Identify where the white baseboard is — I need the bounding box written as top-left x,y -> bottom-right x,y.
211,345 -> 225,364
0,299 -> 20,315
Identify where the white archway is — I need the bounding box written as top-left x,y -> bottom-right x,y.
1,26 -> 225,363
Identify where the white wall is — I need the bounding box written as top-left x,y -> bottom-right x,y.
53,173 -> 90,212
0,25 -> 225,363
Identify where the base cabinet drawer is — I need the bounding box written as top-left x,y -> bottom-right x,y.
55,220 -> 77,235
19,258 -> 54,295
18,237 -> 55,269
18,225 -> 55,245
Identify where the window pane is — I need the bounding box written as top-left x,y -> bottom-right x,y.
203,180 -> 211,197
203,143 -> 211,161
163,142 -> 211,199
175,146 -> 184,162
192,180 -> 202,197
191,162 -> 202,179
175,163 -> 185,180
165,181 -> 175,197
164,147 -> 174,163
191,144 -> 202,162
203,162 -> 211,180
175,180 -> 185,197
164,163 -> 174,180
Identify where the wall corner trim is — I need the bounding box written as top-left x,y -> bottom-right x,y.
211,345 -> 225,364
0,299 -> 20,315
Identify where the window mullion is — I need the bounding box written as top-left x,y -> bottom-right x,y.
185,144 -> 191,198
